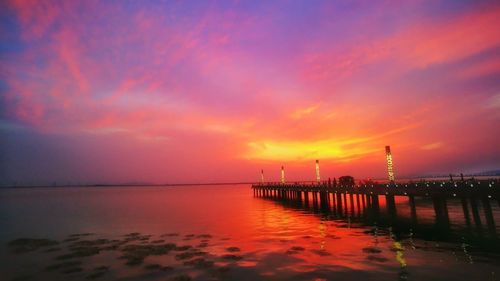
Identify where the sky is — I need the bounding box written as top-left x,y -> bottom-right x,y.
1,0 -> 500,186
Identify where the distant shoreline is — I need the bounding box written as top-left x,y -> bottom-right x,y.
1,174 -> 499,189
0,182 -> 257,189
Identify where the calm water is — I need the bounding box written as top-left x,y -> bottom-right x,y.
1,185 -> 500,281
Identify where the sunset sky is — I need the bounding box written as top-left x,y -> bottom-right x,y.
1,0 -> 500,185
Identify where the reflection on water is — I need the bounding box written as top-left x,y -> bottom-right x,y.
1,185 -> 500,281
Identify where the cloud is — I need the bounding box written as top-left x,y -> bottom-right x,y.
485,94 -> 500,109
420,142 -> 444,151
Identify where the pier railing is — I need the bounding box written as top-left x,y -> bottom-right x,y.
252,179 -> 500,199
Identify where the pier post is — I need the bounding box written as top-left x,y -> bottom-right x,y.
482,197 -> 496,234
356,194 -> 361,216
372,195 -> 380,214
470,197 -> 483,229
461,197 -> 471,227
386,195 -> 397,216
432,197 -> 450,228
349,193 -> 355,217
336,192 -> 343,216
409,195 -> 417,225
331,192 -> 337,215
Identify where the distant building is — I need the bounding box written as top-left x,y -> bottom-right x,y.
339,176 -> 355,186
385,145 -> 395,181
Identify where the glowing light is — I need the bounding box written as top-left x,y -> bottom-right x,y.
245,139 -> 380,161
385,145 -> 395,181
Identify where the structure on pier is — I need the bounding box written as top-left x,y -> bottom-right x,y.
385,145 -> 395,181
261,169 -> 264,183
315,160 -> 321,183
281,166 -> 285,183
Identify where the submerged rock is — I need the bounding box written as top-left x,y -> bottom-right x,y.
55,246 -> 100,260
175,249 -> 207,260
221,254 -> 243,261
120,243 -> 176,266
45,261 -> 82,271
161,233 -> 180,237
62,267 -> 83,274
8,238 -> 59,253
183,257 -> 214,268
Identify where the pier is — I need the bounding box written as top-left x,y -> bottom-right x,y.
252,179 -> 500,250
253,146 -> 500,243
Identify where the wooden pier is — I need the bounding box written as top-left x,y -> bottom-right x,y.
252,179 -> 500,250
252,179 -> 500,200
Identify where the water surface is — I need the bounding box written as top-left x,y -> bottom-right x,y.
1,185 -> 499,281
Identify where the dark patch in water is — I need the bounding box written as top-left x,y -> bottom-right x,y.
64,237 -> 80,242
62,267 -> 83,274
10,275 -> 33,281
45,260 -> 82,271
175,250 -> 206,260
169,274 -> 191,281
144,263 -> 162,270
310,249 -> 331,256
366,255 -> 388,262
226,247 -> 240,252
69,233 -> 94,237
86,271 -> 106,279
44,247 -> 62,252
120,243 -> 176,266
183,257 -> 214,268
286,246 -> 306,255
174,245 -> 192,251
362,247 -> 382,254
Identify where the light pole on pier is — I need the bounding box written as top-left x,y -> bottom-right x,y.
315,160 -> 321,183
281,166 -> 285,184
385,145 -> 395,182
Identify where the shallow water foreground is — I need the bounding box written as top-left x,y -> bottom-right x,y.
1,185 -> 500,281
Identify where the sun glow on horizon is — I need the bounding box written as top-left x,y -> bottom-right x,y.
244,139 -> 380,162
